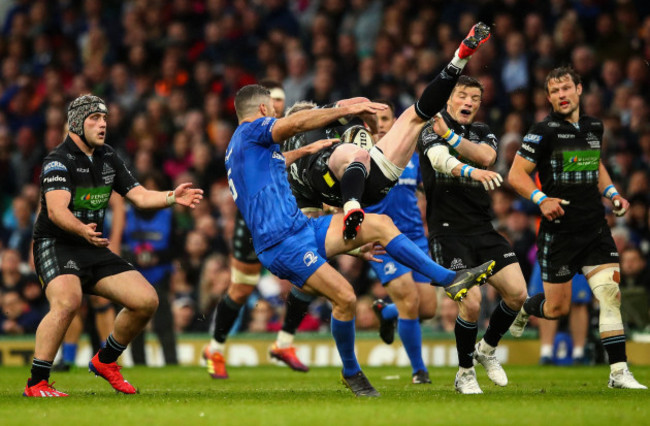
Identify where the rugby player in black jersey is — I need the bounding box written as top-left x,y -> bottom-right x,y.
508,67 -> 646,389
417,76 -> 527,393
24,95 -> 203,397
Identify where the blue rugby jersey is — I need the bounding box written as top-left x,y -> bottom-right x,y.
225,117 -> 308,253
365,152 -> 425,240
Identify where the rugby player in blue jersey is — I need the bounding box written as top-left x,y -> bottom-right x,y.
226,78 -> 495,396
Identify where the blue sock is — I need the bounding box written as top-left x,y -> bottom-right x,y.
398,318 -> 427,374
331,316 -> 361,377
382,303 -> 399,320
385,234 -> 455,285
62,343 -> 78,364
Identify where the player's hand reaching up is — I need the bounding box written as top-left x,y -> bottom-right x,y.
304,138 -> 340,155
540,198 -> 570,221
344,101 -> 388,116
469,169 -> 503,191
432,113 -> 450,137
173,183 -> 204,209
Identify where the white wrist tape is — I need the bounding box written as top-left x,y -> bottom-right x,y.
603,185 -> 619,200
427,145 -> 461,175
165,190 -> 176,206
530,189 -> 547,205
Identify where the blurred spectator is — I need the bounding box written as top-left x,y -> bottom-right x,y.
0,290 -> 41,334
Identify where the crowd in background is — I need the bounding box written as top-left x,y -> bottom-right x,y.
1,0 -> 650,342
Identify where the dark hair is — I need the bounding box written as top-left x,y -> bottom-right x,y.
455,75 -> 484,96
544,67 -> 582,93
234,84 -> 271,120
259,79 -> 283,90
372,98 -> 395,114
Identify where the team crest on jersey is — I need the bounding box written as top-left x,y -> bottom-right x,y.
64,260 -> 80,271
468,131 -> 478,141
102,163 -> 115,175
384,262 -> 397,275
303,251 -> 318,267
67,153 -> 76,160
449,258 -> 465,270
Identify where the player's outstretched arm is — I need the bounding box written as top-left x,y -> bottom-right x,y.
126,183 -> 203,210
598,161 -> 628,216
508,156 -> 568,221
432,113 -> 496,167
284,138 -> 340,167
271,102 -> 387,142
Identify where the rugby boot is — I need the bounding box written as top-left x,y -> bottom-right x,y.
23,380 -> 69,397
458,22 -> 492,59
269,343 -> 309,372
203,346 -> 229,379
89,353 -> 137,394
412,370 -> 432,384
343,208 -> 364,240
608,368 -> 647,389
372,299 -> 396,344
455,368 -> 483,394
509,307 -> 530,338
341,371 -> 380,397
473,341 -> 508,386
443,260 -> 495,301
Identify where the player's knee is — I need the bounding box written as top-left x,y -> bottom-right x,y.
544,302 -> 570,319
139,286 -> 159,317
335,290 -> 357,314
366,214 -> 396,239
52,294 -> 83,317
503,288 -> 527,310
351,149 -> 371,168
229,282 -> 256,304
588,267 -> 623,332
460,297 -> 481,320
418,301 -> 436,320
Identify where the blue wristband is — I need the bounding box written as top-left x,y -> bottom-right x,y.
460,165 -> 475,177
450,134 -> 462,148
530,189 -> 541,202
603,185 -> 619,200
536,195 -> 547,205
444,130 -> 455,142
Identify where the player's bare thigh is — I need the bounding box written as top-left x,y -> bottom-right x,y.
323,212 -> 400,257
328,143 -> 371,179
301,262 -> 356,320
486,263 -> 528,308
374,105 -> 426,169
542,279 -> 573,317
93,270 -> 158,313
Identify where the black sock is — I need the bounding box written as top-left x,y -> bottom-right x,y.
98,334 -> 127,364
602,335 -> 627,364
28,358 -> 53,386
483,300 -> 520,347
213,295 -> 243,343
282,291 -> 311,334
340,161 -> 367,208
455,316 -> 478,368
523,293 -> 547,319
414,63 -> 463,120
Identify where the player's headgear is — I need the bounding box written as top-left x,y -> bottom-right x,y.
67,94 -> 108,146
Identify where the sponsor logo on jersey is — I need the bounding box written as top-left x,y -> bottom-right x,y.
398,177 -> 417,186
523,134 -> 542,144
74,186 -> 112,210
547,121 -> 560,127
303,251 -> 318,267
610,252 -> 619,257
557,134 -> 575,139
44,176 -> 66,184
591,121 -> 601,127
384,262 -> 397,275
103,174 -> 115,185
44,161 -> 67,174
66,153 -> 76,160
520,144 -> 535,153
562,150 -> 599,172
64,260 -> 80,271
504,252 -> 516,258
406,160 -> 415,169
449,258 -> 465,270
272,151 -> 285,162
76,168 -> 89,173
557,265 -> 571,277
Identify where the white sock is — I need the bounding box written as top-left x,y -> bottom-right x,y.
276,330 -> 295,349
610,361 -> 627,373
540,344 -> 553,358
458,366 -> 474,374
343,200 -> 361,214
450,48 -> 469,69
572,346 -> 584,359
209,339 -> 225,354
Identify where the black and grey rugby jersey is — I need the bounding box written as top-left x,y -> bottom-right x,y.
417,110 -> 498,236
33,136 -> 140,244
517,112 -> 606,232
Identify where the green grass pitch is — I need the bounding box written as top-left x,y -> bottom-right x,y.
2,365 -> 649,425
